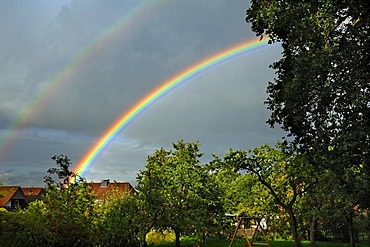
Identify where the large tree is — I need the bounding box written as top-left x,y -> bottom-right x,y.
246,0 -> 369,157
246,2 -> 369,245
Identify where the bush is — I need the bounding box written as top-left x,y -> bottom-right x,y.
146,229 -> 176,244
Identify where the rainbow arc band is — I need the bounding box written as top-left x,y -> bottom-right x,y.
74,38 -> 274,176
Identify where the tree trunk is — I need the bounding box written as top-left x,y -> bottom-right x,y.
139,231 -> 148,247
202,231 -> 207,247
287,208 -> 302,247
140,236 -> 147,247
309,216 -> 316,246
175,230 -> 181,247
348,216 -> 355,247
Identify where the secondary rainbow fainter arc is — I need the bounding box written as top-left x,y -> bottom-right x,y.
0,1 -> 169,158
74,38 -> 274,177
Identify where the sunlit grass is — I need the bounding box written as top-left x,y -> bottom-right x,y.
154,236 -> 370,247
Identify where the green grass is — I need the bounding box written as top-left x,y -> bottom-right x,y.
154,236 -> 370,247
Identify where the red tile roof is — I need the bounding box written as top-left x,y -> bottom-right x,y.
0,186 -> 22,207
22,187 -> 44,196
21,187 -> 46,203
87,181 -> 135,200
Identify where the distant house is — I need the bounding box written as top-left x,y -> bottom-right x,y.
0,181 -> 135,209
0,186 -> 28,210
87,179 -> 136,201
21,187 -> 46,204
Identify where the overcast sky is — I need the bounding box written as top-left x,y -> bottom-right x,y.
0,0 -> 285,187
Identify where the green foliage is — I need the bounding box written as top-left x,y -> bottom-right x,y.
246,0 -> 369,157
2,147 -> 367,247
208,153 -> 242,214
137,140 -> 225,247
246,2 -> 369,245
42,182 -> 96,246
0,208 -> 46,246
146,229 -> 176,244
0,181 -> 5,198
42,155 -> 97,246
215,143 -> 317,247
0,156 -> 99,247
95,190 -> 141,246
44,155 -> 84,187
246,0 -> 369,205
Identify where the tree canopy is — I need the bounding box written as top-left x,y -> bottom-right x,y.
42,155 -> 96,246
246,2 -> 369,245
215,143 -> 316,247
246,0 -> 369,170
136,140 -> 224,247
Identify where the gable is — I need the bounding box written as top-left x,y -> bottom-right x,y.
0,186 -> 27,207
22,187 -> 46,203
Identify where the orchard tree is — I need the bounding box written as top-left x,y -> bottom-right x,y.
210,151 -> 307,241
209,154 -> 275,217
42,155 -> 96,246
136,147 -> 170,247
137,141 -> 224,247
0,156 -> 96,246
246,2 -> 369,245
0,205 -> 50,246
223,143 -> 317,247
208,154 -> 242,215
95,189 -> 141,247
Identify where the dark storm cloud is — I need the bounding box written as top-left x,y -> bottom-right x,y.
0,0 -> 284,186
21,0 -> 252,133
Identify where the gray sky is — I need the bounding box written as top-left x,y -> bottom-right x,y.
0,0 -> 285,187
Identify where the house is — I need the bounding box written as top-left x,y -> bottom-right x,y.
21,187 -> 46,204
0,180 -> 136,209
87,179 -> 136,201
0,186 -> 28,210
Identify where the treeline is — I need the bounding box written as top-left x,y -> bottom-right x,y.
0,141 -> 369,247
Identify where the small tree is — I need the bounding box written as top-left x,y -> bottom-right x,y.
42,155 -> 96,246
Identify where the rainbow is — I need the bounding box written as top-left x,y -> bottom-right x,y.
74,38 -> 274,176
0,1 -> 167,158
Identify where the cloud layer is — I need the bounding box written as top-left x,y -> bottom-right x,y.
0,0 -> 284,186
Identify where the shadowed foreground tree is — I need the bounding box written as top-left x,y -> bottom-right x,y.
246,1 -> 369,246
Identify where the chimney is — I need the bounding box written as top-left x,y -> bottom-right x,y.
101,179 -> 110,188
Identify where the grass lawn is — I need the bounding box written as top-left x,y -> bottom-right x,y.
154,237 -> 370,247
